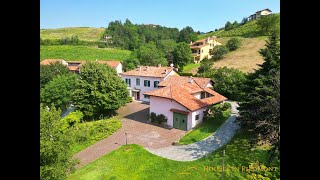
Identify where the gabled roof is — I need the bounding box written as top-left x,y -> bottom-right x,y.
40,59 -> 65,65
120,66 -> 176,78
144,77 -> 227,111
158,76 -> 213,88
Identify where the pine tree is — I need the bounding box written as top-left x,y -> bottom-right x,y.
239,32 -> 280,163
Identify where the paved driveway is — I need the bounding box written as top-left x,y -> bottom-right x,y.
73,101 -> 186,168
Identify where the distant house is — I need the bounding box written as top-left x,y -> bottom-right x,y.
40,59 -> 123,74
120,65 -> 179,102
248,9 -> 272,21
190,36 -> 222,63
144,76 -> 227,131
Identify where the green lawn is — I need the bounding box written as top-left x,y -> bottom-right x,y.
183,63 -> 201,73
40,27 -> 105,41
40,45 -> 131,61
68,130 -> 280,179
178,110 -> 231,145
67,119 -> 122,155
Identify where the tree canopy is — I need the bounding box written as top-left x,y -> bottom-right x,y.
72,62 -> 129,119
172,42 -> 193,71
41,74 -> 78,112
177,26 -> 198,43
40,62 -> 71,89
257,14 -> 280,35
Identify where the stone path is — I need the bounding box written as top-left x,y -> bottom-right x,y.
146,102 -> 240,161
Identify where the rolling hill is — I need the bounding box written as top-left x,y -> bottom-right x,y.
40,27 -> 105,41
40,46 -> 131,61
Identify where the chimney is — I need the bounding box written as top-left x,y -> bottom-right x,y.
137,66 -> 141,71
190,41 -> 193,45
170,63 -> 174,67
164,69 -> 167,74
145,66 -> 149,71
175,68 -> 178,72
188,76 -> 193,83
158,64 -> 161,67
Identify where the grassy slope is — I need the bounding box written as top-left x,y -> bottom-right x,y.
68,130 -> 280,179
40,27 -> 105,41
212,36 -> 267,73
40,46 -> 131,61
178,110 -> 230,145
182,63 -> 201,73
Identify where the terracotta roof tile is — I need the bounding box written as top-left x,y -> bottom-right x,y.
120,66 -> 176,78
145,77 -> 227,111
159,76 -> 212,88
40,59 -> 65,65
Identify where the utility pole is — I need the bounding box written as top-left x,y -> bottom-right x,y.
221,150 -> 225,180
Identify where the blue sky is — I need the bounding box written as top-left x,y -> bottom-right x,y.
40,0 -> 280,32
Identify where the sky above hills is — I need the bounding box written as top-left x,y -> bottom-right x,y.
40,0 -> 280,32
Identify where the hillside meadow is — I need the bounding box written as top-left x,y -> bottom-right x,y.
40,27 -> 105,41
40,46 -> 131,61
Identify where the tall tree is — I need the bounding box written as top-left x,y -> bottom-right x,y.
232,21 -> 239,29
40,62 -> 71,89
40,105 -> 75,180
257,14 -> 280,35
41,74 -> 78,112
136,42 -> 168,66
178,26 -> 197,43
201,67 -> 247,101
72,62 -> 129,119
239,33 -> 280,162
157,39 -> 177,64
224,21 -> 233,31
172,42 -> 193,71
122,50 -> 140,71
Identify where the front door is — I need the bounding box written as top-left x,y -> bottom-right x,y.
136,92 -> 140,100
173,112 -> 187,131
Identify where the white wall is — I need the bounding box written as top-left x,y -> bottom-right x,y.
149,96 -> 192,129
116,63 -> 123,74
190,107 -> 207,128
121,75 -> 162,102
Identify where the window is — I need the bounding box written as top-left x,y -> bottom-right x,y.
144,95 -> 149,99
154,81 -> 159,87
200,92 -> 205,99
136,78 -> 140,86
144,80 -> 150,87
195,114 -> 200,120
125,78 -> 131,86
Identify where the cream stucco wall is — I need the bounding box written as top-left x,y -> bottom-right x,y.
192,38 -> 222,63
116,63 -> 123,74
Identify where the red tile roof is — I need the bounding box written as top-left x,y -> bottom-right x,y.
145,77 -> 227,111
40,59 -> 64,65
120,66 -> 177,78
159,76 -> 213,88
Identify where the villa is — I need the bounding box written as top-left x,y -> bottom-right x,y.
248,8 -> 272,21
190,36 -> 222,63
144,76 -> 227,130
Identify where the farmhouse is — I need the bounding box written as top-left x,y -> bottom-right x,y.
144,76 -> 227,131
190,36 -> 222,63
248,8 -> 272,21
120,65 -> 179,102
40,59 -> 123,74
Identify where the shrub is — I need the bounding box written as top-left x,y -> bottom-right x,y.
226,37 -> 241,51
210,102 -> 230,117
211,45 -> 229,60
149,113 -> 167,125
150,112 -> 157,122
156,114 -> 168,124
198,59 -> 213,74
60,111 -> 83,131
98,42 -> 106,48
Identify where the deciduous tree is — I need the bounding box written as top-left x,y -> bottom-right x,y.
172,42 -> 193,71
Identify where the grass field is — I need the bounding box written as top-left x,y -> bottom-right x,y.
182,63 -> 201,73
186,37 -> 267,74
178,110 -> 230,145
40,45 -> 131,61
40,27 -> 105,41
212,37 -> 267,73
68,130 -> 280,179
